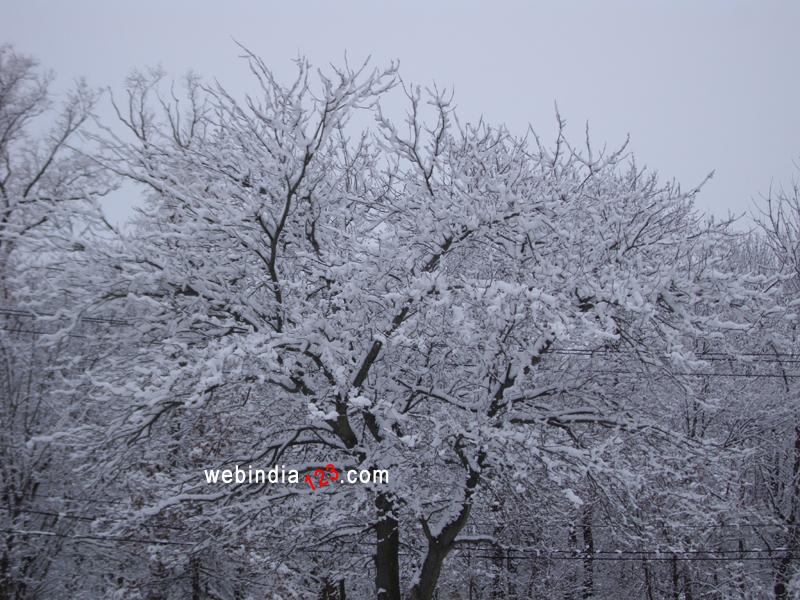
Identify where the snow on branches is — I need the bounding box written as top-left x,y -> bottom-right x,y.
55,53 -> 785,599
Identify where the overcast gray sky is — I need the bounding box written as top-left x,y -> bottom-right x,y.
3,0 -> 798,226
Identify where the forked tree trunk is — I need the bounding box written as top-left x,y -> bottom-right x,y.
409,463 -> 480,600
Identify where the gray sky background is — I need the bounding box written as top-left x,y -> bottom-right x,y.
2,0 -> 799,227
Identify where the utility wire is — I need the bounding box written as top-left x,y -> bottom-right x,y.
5,323 -> 800,378
3,306 -> 800,360
4,527 -> 799,563
3,503 -> 789,534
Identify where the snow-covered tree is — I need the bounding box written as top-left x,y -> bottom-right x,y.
0,45 -> 115,600
72,54 -> 782,599
748,173 -> 800,600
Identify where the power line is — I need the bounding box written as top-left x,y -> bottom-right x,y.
0,307 -> 127,326
471,553 -> 799,562
5,322 -> 800,378
5,502 -> 789,535
2,306 -> 799,361
33,493 -> 128,505
8,525 -> 800,564
5,306 -> 800,380
0,506 -> 184,531
560,369 -> 800,379
2,528 -> 194,547
0,326 -> 88,338
551,349 -> 800,360
295,547 -> 800,562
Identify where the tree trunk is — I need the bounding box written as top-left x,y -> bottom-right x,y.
565,523 -> 578,600
581,502 -> 594,599
775,423 -> 800,600
671,554 -> 680,600
643,560 -> 654,600
411,542 -> 449,600
319,577 -> 344,600
410,463 -> 480,600
375,492 -> 401,600
775,546 -> 794,600
683,567 -> 694,600
191,557 -> 201,600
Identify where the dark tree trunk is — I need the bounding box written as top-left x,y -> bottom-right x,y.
671,554 -> 680,600
775,557 -> 791,600
319,577 -> 345,600
191,557 -> 201,600
581,502 -> 594,600
410,451 -> 480,600
565,523 -> 578,600
643,560 -> 654,600
411,541 -> 449,600
775,424 -> 800,600
375,492 -> 401,600
684,567 -> 694,600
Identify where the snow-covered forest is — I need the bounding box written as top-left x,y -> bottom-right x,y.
3,42 -> 800,599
